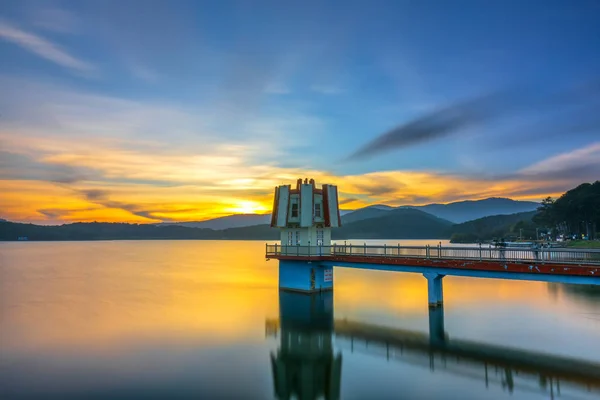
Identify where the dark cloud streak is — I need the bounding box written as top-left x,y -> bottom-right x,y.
347,78 -> 600,161
78,189 -> 198,222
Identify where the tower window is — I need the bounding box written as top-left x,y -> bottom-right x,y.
291,203 -> 299,218
317,230 -> 324,246
314,203 -> 322,218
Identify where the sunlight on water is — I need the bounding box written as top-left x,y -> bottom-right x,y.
1,240 -> 600,399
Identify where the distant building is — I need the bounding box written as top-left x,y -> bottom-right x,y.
17,236 -> 28,241
270,178 -> 341,248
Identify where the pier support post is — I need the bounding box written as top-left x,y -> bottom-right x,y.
428,306 -> 446,347
423,272 -> 444,307
279,260 -> 334,293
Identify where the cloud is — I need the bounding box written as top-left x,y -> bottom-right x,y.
79,189 -> 162,221
353,178 -> 404,196
347,78 -> 600,161
0,20 -> 94,73
0,150 -> 94,183
339,197 -> 359,206
37,207 -> 98,219
347,92 -> 506,160
517,142 -> 600,182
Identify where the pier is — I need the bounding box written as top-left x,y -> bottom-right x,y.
266,244 -> 600,305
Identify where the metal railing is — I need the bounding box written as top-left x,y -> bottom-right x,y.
265,243 -> 600,266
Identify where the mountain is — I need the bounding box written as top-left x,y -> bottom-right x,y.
334,209 -> 453,240
341,205 -> 393,224
162,209 -> 355,230
448,211 -> 538,243
0,221 -> 218,241
0,209 -> 452,241
404,198 -> 539,223
161,214 -> 271,230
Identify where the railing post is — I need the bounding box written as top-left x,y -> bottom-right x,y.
479,243 -> 482,261
426,245 -> 430,259
384,243 -> 386,256
541,247 -> 544,265
350,243 -> 352,255
296,245 -> 299,256
275,243 -> 278,255
398,243 -> 400,256
364,242 -> 367,255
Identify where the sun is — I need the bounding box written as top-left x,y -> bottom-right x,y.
227,200 -> 269,215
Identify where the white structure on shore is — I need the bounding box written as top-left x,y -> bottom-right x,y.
270,178 -> 341,248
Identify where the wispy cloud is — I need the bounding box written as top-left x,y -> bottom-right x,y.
347,79 -> 600,161
0,20 -> 94,73
518,142 -> 600,182
0,150 -> 95,183
30,7 -> 79,34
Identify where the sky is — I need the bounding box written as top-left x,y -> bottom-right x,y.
1,0 -> 600,224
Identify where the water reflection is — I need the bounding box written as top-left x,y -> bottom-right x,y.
2,241 -> 600,399
268,291 -> 600,400
550,283 -> 600,308
269,291 -> 342,400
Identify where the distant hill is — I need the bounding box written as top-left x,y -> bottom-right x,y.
162,209 -> 354,230
448,211 -> 538,243
0,209 -> 451,241
341,205 -> 393,224
403,198 -> 539,223
334,209 -> 453,240
0,220 -> 281,241
161,214 -> 271,230
342,198 -> 539,226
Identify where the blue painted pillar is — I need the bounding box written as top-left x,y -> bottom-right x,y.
428,306 -> 446,347
279,260 -> 334,293
423,272 -> 444,307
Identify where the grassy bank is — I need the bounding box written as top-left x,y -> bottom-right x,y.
566,240 -> 600,249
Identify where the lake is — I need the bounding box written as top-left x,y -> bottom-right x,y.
1,240 -> 600,399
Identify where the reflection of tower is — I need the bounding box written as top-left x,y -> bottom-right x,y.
270,291 -> 342,400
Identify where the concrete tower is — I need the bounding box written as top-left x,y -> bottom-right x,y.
270,178 -> 341,250
269,179 -> 341,292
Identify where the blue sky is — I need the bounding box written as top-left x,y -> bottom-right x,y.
1,0 -> 599,223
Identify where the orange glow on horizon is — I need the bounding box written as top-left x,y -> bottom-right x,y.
0,135 -> 574,224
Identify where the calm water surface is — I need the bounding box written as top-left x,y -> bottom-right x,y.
1,240 -> 600,399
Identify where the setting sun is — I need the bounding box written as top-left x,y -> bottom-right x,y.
226,200 -> 269,215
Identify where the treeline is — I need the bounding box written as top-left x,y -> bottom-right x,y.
449,211 -> 537,243
450,181 -> 600,243
0,221 -> 279,241
533,181 -> 600,239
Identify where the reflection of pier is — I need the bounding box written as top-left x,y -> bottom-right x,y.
266,292 -> 600,399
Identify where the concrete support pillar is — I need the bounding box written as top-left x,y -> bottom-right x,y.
279,260 -> 334,293
423,272 -> 444,307
428,306 -> 446,347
